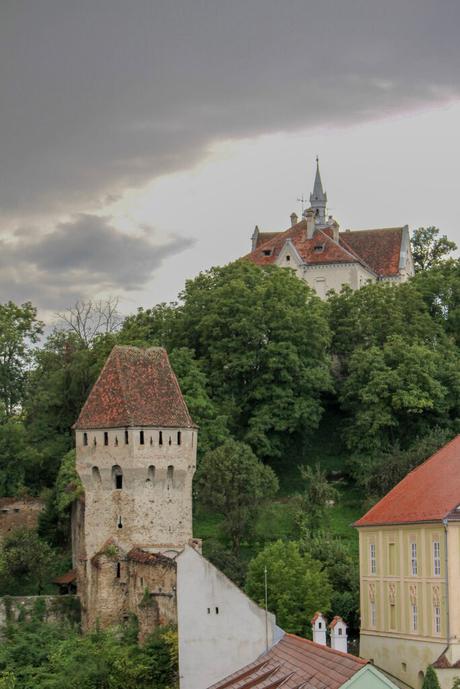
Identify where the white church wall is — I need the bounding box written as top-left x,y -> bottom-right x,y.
176,546 -> 276,689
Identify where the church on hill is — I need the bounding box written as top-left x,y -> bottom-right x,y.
245,160 -> 415,298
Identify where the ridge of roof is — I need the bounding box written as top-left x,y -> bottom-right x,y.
355,435 -> 460,527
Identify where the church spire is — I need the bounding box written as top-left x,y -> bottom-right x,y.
309,157 -> 327,224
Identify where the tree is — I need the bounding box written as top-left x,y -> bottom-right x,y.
0,421 -> 40,496
421,665 -> 441,689
195,441 -> 278,554
295,464 -> 338,533
245,540 -> 332,635
339,335 -> 459,454
411,227 -> 457,272
55,297 -> 123,347
0,529 -> 55,595
412,259 -> 460,346
0,302 -> 43,420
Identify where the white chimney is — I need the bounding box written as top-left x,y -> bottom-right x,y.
305,208 -> 316,239
251,225 -> 260,252
329,616 -> 348,653
330,220 -> 339,243
290,212 -> 298,227
311,612 -> 327,645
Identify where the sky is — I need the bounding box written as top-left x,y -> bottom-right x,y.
1,0 -> 460,321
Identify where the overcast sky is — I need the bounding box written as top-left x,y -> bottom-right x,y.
1,0 -> 460,320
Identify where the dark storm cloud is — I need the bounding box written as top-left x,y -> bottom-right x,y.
1,0 -> 460,216
0,215 -> 194,309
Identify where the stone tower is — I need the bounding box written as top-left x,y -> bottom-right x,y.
73,345 -> 197,629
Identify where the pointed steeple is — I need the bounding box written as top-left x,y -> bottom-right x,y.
309,157 -> 327,224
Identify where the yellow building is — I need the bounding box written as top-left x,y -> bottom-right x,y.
355,435 -> 460,689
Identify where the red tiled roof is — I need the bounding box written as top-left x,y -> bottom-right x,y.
255,232 -> 279,248
74,346 -> 195,430
52,569 -> 76,585
355,435 -> 460,527
245,221 -> 405,278
127,548 -> 176,568
208,634 -> 366,689
342,228 -> 404,277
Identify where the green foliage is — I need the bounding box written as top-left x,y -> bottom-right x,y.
0,618 -> 178,689
0,301 -> 43,420
339,335 -> 459,453
412,259 -> 460,345
202,540 -> 247,587
168,348 -> 230,459
451,678 -> 460,689
295,464 -> 338,533
0,529 -> 55,595
55,450 -> 83,514
411,226 -> 457,272
196,441 -> 278,553
421,665 -> 441,689
0,420 -> 40,496
245,540 -> 332,635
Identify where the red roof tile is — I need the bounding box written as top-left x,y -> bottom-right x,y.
127,548 -> 176,567
74,346 -> 195,430
341,228 -> 404,277
208,634 -> 366,689
52,569 -> 76,585
355,435 -> 460,527
245,221 -> 405,278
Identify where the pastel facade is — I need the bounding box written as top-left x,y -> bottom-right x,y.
356,435 -> 460,689
246,161 -> 414,298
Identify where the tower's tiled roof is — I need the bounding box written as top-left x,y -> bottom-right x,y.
245,221 -> 405,278
74,346 -> 195,430
355,435 -> 460,527
208,633 -> 367,689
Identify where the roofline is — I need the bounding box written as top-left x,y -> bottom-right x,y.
73,422 -> 198,430
283,633 -> 367,665
354,518 -> 446,529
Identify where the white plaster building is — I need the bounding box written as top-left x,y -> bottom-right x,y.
245,160 -> 414,298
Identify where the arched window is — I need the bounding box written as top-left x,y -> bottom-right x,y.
104,431 -> 109,446
139,430 -> 145,445
147,465 -> 155,485
167,465 -> 174,483
117,515 -> 123,529
112,465 -> 123,490
92,466 -> 101,485
83,432 -> 88,446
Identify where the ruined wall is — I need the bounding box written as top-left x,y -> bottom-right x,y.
0,498 -> 45,541
0,595 -> 80,634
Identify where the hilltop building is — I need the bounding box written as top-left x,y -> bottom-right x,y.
355,435 -> 460,689
245,160 -> 414,298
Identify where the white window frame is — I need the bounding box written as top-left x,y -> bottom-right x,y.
434,605 -> 441,635
370,543 -> 376,575
433,541 -> 441,576
411,603 -> 417,632
411,542 -> 417,576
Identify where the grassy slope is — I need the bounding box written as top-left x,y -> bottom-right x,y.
194,407 -> 362,560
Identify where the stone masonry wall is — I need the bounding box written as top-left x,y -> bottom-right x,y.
0,595 -> 80,636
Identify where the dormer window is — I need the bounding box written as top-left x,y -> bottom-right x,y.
314,244 -> 325,253
263,249 -> 272,257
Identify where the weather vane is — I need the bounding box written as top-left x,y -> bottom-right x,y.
297,194 -> 307,213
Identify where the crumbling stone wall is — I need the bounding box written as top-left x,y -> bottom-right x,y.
0,498 -> 45,541
0,595 -> 80,635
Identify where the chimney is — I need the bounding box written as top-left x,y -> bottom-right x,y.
329,616 -> 348,653
330,220 -> 339,243
311,612 -> 327,646
290,212 -> 298,227
305,208 -> 316,240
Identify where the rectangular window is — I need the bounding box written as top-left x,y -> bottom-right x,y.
140,430 -> 144,445
390,604 -> 396,630
370,601 -> 376,627
370,543 -> 376,575
411,604 -> 417,632
177,431 -> 181,446
389,543 -> 396,575
434,605 -> 441,634
104,431 -> 108,446
159,431 -> 163,446
125,429 -> 129,445
411,542 -> 417,576
433,541 -> 441,576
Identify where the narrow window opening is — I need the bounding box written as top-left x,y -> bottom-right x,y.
104,431 -> 109,446
168,436 -> 172,445
286,255 -> 290,262
115,436 -> 118,446
140,577 -> 144,587
117,516 -> 123,529
370,543 -> 376,574
83,432 -> 88,446
150,436 -> 153,445
167,465 -> 174,481
93,437 -> 97,446
433,540 -> 441,576
125,429 -> 129,445
147,465 -> 155,484
116,562 -> 121,578
207,608 -> 210,614
159,431 -> 163,446
92,466 -> 101,484
140,430 -> 145,445
177,431 -> 181,446
215,607 -> 219,614
338,628 -> 342,635
112,465 -> 123,490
